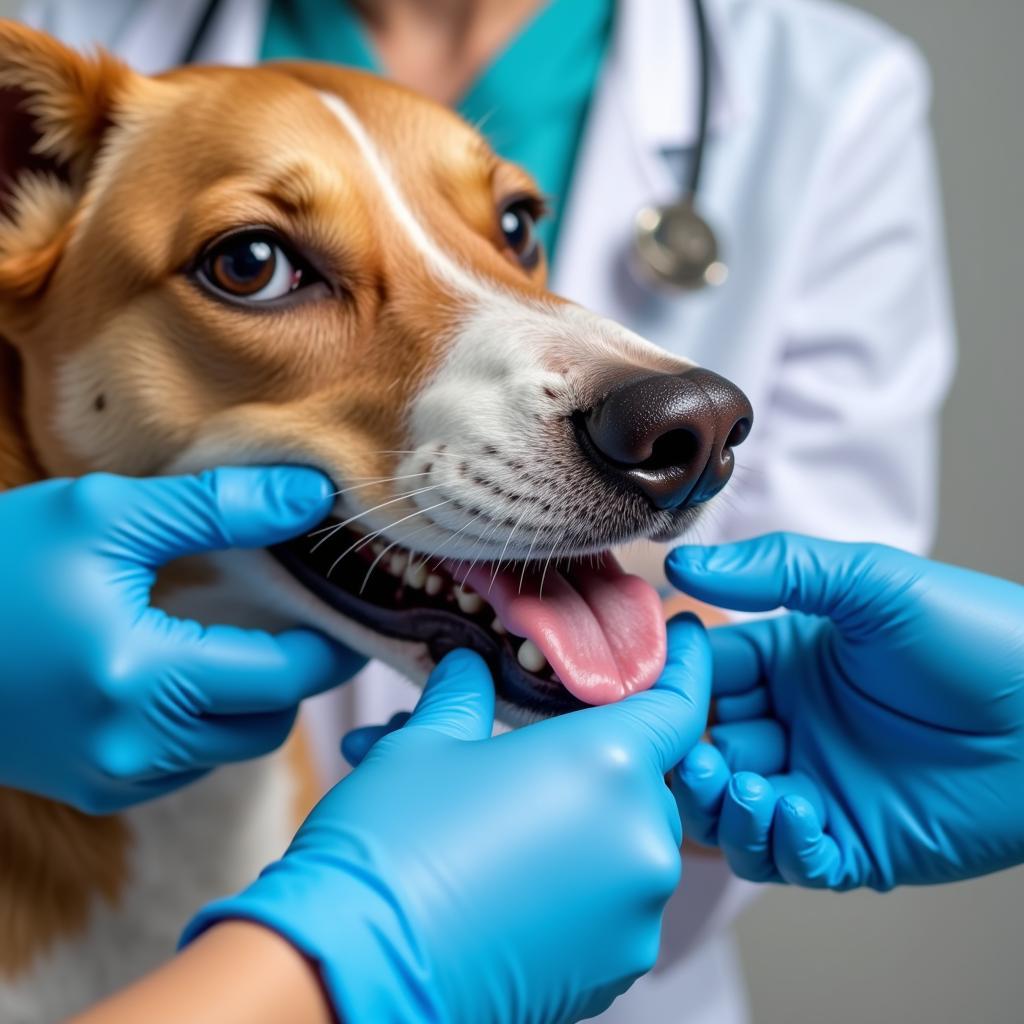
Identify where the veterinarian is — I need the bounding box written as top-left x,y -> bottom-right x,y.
21,1 -> 956,1021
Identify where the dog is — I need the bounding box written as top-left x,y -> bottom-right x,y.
0,21 -> 752,1018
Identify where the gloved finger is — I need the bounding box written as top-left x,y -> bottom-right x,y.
600,615 -> 712,774
715,686 -> 770,722
705,621 -> 779,696
707,620 -> 803,722
73,769 -> 209,816
404,649 -> 496,741
718,772 -> 782,883
105,712 -> 299,782
766,771 -> 828,824
773,794 -> 845,889
710,719 -> 788,776
671,742 -> 730,846
153,620 -> 365,713
665,533 -> 895,624
109,466 -> 336,568
341,712 -> 412,768
144,709 -> 298,777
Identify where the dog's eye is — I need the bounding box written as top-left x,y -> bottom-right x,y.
499,198 -> 543,269
199,230 -> 318,303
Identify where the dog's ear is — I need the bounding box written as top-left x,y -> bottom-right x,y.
0,21 -> 134,302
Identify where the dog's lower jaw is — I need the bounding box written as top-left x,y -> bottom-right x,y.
186,547 -> 549,726
184,545 -> 437,679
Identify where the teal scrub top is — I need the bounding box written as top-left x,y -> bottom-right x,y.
260,0 -> 615,258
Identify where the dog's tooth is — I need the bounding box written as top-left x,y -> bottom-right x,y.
516,639 -> 547,674
389,552 -> 408,576
455,585 -> 484,614
491,617 -> 508,636
371,541 -> 387,556
405,561 -> 427,590
425,573 -> 444,597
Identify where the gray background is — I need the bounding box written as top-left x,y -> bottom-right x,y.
735,2 -> 1024,1023
1,0 -> 1020,1021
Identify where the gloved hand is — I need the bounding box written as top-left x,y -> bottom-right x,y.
0,467 -> 362,813
666,533 -> 1024,891
183,617 -> 711,1024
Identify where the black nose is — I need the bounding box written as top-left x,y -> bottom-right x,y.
578,368 -> 753,509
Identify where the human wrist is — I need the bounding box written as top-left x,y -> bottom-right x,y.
69,921 -> 333,1024
181,857 -> 444,1024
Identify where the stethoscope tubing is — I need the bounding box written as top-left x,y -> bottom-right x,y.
182,0 -> 221,65
688,0 -> 712,200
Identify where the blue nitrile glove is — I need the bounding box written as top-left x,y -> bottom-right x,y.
665,533 -> 1024,891
183,617 -> 711,1024
0,467 -> 362,813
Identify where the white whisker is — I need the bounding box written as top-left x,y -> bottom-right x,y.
359,538 -> 400,592
308,484 -> 444,548
368,449 -> 461,459
460,515 -> 510,580
354,502 -> 453,592
518,528 -> 542,595
489,509 -> 530,593
427,507 -> 493,570
538,524 -> 570,600
325,472 -> 432,499
327,499 -> 451,579
355,516 -> 448,594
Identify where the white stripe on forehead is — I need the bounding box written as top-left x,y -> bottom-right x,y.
318,90 -> 487,300
315,90 -> 679,382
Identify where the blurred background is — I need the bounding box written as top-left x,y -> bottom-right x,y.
0,0 -> 1019,1020
735,1 -> 1024,1022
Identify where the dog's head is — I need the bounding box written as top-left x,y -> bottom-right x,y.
0,22 -> 751,720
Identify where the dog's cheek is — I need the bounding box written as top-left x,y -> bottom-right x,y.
39,339 -> 201,477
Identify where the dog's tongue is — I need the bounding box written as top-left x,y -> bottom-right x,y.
455,555 -> 666,705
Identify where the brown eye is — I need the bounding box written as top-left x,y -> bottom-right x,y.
499,198 -> 543,269
199,230 -> 318,302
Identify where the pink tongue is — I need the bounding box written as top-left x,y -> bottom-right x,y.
452,555 -> 666,706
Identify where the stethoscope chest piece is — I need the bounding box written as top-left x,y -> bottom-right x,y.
632,201 -> 728,292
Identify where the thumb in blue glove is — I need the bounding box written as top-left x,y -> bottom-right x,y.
0,466 -> 364,813
666,532 -> 1024,891
183,616 -> 712,1024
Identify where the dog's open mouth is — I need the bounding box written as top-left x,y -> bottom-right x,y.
272,520 -> 667,715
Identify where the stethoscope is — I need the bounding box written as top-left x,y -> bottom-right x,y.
631,0 -> 726,292
183,0 -> 723,292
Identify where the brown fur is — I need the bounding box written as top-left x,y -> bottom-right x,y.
0,791 -> 129,977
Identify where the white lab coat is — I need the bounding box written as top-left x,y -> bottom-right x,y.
21,1 -> 956,1021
